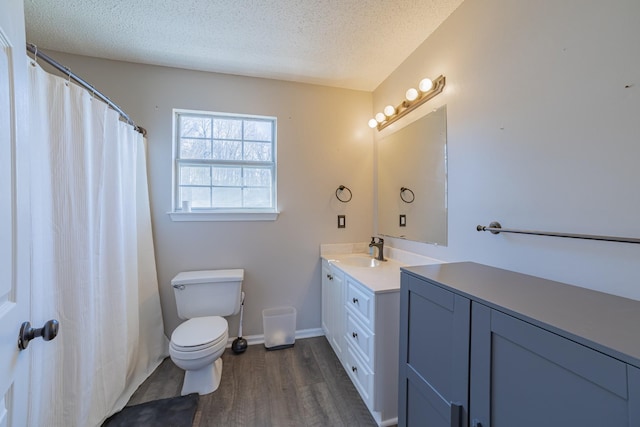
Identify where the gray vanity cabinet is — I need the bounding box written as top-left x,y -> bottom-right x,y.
470,304 -> 638,427
399,262 -> 640,427
398,273 -> 469,427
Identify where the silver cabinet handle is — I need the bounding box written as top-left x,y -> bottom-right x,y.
352,297 -> 359,304
352,332 -> 358,338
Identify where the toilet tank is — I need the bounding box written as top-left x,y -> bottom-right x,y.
172,269 -> 244,320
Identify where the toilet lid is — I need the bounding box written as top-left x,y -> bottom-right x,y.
171,316 -> 228,348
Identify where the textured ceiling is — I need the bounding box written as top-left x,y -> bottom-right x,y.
24,0 -> 463,91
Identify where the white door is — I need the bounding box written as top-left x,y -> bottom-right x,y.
0,0 -> 31,425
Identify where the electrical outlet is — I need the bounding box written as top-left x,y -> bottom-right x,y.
338,215 -> 346,228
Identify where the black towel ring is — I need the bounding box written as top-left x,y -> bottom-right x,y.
336,185 -> 352,203
400,187 -> 415,203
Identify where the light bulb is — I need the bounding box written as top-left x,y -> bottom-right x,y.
368,118 -> 378,128
375,112 -> 386,123
419,78 -> 433,92
405,88 -> 419,102
383,105 -> 396,117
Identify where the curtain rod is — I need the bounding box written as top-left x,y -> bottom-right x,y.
26,43 -> 146,136
477,221 -> 640,244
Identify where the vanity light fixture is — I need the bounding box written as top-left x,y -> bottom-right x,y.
418,78 -> 433,92
383,105 -> 396,117
405,88 -> 419,102
368,75 -> 446,131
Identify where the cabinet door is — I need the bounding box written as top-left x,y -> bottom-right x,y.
470,303 -> 634,427
399,273 -> 470,427
330,270 -> 344,358
629,365 -> 640,426
321,261 -> 331,336
322,261 -> 343,358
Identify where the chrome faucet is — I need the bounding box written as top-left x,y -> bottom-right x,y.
369,237 -> 386,261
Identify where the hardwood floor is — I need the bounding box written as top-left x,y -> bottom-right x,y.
127,336 -> 378,426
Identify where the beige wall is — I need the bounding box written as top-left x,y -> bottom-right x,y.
44,52 -> 374,337
43,0 -> 640,339
373,0 -> 640,299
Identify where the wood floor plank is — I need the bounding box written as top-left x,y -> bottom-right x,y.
126,336 -> 378,427
126,357 -> 183,406
307,338 -> 376,425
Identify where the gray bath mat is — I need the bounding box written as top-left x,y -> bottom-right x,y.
103,393 -> 199,427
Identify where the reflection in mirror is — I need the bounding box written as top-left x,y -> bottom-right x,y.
377,105 -> 447,245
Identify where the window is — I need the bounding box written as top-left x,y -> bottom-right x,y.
172,110 -> 277,221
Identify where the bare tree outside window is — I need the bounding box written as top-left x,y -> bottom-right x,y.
175,111 -> 276,211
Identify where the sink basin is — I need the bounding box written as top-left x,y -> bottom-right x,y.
335,255 -> 381,268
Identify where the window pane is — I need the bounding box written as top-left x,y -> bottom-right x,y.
213,118 -> 242,139
212,166 -> 242,186
244,141 -> 272,161
180,139 -> 211,159
180,165 -> 211,185
175,111 -> 276,212
212,140 -> 242,160
180,186 -> 211,208
244,120 -> 272,141
244,167 -> 272,186
244,188 -> 272,208
180,116 -> 211,138
212,187 -> 242,207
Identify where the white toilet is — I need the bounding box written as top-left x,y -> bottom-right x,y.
170,269 -> 244,395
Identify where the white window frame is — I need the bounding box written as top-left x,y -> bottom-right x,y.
169,108 -> 279,222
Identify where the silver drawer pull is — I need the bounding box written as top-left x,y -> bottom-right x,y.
352,365 -> 358,373
352,332 -> 358,338
352,297 -> 359,304
326,274 -> 333,280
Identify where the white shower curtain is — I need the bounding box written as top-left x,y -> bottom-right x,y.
27,57 -> 169,427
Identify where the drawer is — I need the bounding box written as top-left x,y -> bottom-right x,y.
345,310 -> 374,369
346,345 -> 374,409
346,278 -> 374,328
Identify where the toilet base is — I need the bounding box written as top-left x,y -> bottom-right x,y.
181,357 -> 223,396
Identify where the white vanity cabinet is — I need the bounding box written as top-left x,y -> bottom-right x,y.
321,255 -> 402,426
343,275 -> 400,426
321,258 -> 345,362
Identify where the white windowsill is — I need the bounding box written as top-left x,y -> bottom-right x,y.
168,210 -> 280,222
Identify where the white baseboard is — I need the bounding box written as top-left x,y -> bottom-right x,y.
226,328 -> 325,348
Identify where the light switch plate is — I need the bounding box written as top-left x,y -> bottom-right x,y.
338,215 -> 346,228
399,214 -> 406,227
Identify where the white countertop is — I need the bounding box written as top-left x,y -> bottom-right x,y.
321,244 -> 443,293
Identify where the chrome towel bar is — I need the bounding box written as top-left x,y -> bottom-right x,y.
477,221 -> 640,244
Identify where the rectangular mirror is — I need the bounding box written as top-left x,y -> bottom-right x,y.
377,105 -> 448,245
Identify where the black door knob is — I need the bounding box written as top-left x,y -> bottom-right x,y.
18,319 -> 59,350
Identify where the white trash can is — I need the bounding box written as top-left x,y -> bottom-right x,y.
263,306 -> 296,350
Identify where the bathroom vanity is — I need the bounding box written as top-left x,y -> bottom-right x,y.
321,258 -> 345,360
399,262 -> 640,427
321,246 -> 442,427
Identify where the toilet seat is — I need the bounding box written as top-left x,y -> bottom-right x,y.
171,316 -> 228,352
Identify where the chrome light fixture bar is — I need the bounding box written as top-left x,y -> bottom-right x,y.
369,75 -> 446,131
